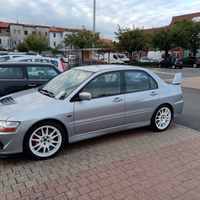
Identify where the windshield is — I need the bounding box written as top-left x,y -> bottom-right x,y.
40,69 -> 93,98
117,54 -> 127,59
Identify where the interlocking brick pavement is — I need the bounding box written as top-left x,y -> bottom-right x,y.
1,123 -> 200,200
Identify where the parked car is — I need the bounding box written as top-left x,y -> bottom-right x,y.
140,57 -> 158,62
0,53 -> 41,62
104,53 -> 129,64
158,57 -> 183,69
54,54 -> 64,61
182,56 -> 199,68
0,62 -> 61,97
9,56 -> 66,72
63,55 -> 77,63
0,65 -> 183,159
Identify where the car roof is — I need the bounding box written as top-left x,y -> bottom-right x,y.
10,56 -> 61,61
0,61 -> 58,67
74,65 -> 148,73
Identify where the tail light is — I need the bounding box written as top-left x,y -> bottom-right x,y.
176,58 -> 178,62
60,60 -> 66,71
198,60 -> 200,62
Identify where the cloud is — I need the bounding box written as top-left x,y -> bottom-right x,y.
0,0 -> 200,41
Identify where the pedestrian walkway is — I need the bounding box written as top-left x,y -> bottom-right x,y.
1,123 -> 200,200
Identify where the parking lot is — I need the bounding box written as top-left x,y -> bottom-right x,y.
0,67 -> 200,200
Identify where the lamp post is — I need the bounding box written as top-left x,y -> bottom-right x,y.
93,0 -> 96,35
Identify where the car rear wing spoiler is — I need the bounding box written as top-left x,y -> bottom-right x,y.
153,71 -> 182,85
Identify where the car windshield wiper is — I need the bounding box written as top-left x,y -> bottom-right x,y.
38,88 -> 55,98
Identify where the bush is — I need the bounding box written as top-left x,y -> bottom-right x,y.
131,61 -> 158,68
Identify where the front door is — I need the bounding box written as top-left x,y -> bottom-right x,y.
74,71 -> 125,134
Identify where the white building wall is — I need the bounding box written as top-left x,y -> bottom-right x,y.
0,36 -> 11,49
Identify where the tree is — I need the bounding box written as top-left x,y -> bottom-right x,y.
114,25 -> 148,64
63,26 -> 101,49
174,19 -> 200,56
150,27 -> 177,59
17,42 -> 28,52
24,32 -> 48,54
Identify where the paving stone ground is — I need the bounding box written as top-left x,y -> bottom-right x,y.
0,68 -> 200,200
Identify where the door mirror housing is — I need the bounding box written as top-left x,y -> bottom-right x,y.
79,92 -> 92,101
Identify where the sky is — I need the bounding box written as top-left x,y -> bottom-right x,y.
0,0 -> 200,41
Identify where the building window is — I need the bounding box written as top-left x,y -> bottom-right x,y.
39,31 -> 41,35
54,42 -> 56,46
0,28 -> 1,33
60,33 -> 62,38
18,30 -> 20,34
6,29 -> 9,33
53,33 -> 56,37
14,29 -> 16,34
13,40 -> 17,45
0,39 -> 1,44
24,30 -> 28,35
45,32 -> 47,36
32,31 -> 35,35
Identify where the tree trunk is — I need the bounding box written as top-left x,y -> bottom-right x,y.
129,52 -> 132,64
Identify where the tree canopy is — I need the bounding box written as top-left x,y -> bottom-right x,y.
114,25 -> 148,64
174,19 -> 200,56
17,42 -> 28,52
63,26 -> 101,49
24,32 -> 48,54
150,27 -> 177,59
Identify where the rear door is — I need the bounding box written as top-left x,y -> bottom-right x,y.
124,70 -> 159,124
0,65 -> 27,96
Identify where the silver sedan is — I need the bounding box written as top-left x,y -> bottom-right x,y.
0,65 -> 183,159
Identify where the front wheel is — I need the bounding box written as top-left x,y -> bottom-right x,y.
158,64 -> 162,68
24,122 -> 65,160
172,65 -> 175,69
193,63 -> 197,68
151,105 -> 172,131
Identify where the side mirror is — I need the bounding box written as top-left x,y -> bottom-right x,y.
79,92 -> 92,101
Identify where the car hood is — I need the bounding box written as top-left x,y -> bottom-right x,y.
0,89 -> 59,121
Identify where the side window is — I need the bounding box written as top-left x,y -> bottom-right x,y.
26,66 -> 59,80
0,67 -> 23,79
113,55 -> 117,59
149,76 -> 158,89
125,71 -> 150,93
82,72 -> 121,98
50,60 -> 58,67
35,59 -> 50,63
0,56 -> 10,62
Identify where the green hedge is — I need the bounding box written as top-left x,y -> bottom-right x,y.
131,61 -> 158,67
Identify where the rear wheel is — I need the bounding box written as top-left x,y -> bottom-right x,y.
158,64 -> 162,68
193,63 -> 197,68
24,121 -> 65,160
151,105 -> 172,131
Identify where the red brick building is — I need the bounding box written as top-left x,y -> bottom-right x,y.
141,12 -> 200,58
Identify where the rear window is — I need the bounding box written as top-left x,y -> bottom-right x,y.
0,56 -> 10,62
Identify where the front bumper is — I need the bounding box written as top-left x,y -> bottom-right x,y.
0,131 -> 24,155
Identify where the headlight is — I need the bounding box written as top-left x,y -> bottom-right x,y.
0,121 -> 20,132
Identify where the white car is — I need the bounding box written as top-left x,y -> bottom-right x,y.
140,57 -> 158,63
0,54 -> 41,62
63,55 -> 77,63
9,56 -> 66,72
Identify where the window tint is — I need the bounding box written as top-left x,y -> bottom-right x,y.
50,60 -> 58,67
26,66 -> 59,80
83,72 -> 121,98
125,71 -> 151,93
149,76 -> 158,89
0,67 -> 23,79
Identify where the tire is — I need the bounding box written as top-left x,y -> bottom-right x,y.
193,63 -> 197,68
172,65 -> 175,69
24,121 -> 65,160
179,66 -> 183,69
151,105 -> 172,132
158,64 -> 162,68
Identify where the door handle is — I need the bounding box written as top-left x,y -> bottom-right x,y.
112,97 -> 123,102
28,84 -> 37,87
150,91 -> 158,96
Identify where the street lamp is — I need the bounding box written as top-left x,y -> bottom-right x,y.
93,0 -> 96,35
